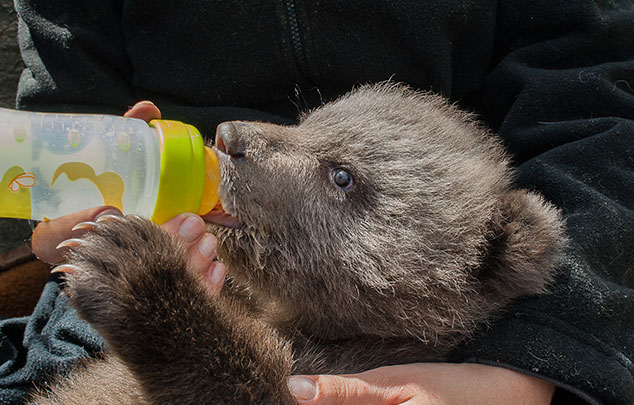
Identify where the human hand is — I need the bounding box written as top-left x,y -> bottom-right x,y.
288,362 -> 555,405
31,100 -> 226,292
34,209 -> 226,294
30,100 -> 162,263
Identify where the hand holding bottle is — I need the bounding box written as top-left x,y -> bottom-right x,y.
30,102 -> 226,294
31,101 -> 160,263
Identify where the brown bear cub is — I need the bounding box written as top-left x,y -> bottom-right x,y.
32,83 -> 566,404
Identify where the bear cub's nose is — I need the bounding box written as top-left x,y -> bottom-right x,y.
215,122 -> 246,159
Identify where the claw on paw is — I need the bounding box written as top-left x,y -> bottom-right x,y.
51,264 -> 82,274
71,221 -> 99,232
95,214 -> 125,223
56,238 -> 86,250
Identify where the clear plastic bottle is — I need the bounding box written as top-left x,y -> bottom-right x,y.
0,107 -> 220,224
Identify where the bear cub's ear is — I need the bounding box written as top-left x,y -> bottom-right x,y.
479,190 -> 568,302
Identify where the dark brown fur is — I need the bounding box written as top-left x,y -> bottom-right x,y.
31,83 -> 566,404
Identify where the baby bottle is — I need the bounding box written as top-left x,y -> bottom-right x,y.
0,107 -> 220,224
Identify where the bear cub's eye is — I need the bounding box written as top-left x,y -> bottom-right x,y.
331,168 -> 354,191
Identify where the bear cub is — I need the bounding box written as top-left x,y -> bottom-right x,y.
33,83 -> 566,404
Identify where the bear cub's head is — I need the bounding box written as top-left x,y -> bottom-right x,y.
204,83 -> 566,348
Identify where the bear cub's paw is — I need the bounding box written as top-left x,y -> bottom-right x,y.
54,215 -> 188,332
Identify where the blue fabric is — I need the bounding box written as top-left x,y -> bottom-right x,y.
0,274 -> 103,404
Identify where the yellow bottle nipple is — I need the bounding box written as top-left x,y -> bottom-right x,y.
198,146 -> 221,215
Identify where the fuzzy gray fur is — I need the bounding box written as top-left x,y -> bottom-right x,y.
31,83 -> 566,404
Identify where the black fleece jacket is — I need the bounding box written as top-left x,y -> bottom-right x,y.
1,0 -> 633,404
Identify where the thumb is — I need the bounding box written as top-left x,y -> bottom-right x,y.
288,374 -> 395,405
124,100 -> 161,122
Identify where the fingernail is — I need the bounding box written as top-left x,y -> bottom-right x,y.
179,215 -> 204,242
288,377 -> 316,401
198,234 -> 217,259
208,261 -> 226,292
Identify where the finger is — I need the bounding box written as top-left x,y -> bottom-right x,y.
32,206 -> 121,263
160,214 -> 225,293
160,213 -> 207,244
288,374 -> 395,405
185,233 -> 226,295
123,100 -> 162,122
202,260 -> 226,295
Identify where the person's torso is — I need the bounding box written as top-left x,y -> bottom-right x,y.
121,0 -> 497,119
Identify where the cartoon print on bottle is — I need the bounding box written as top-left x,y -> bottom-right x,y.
0,166 -> 34,219
50,162 -> 125,211
67,128 -> 82,148
13,125 -> 27,143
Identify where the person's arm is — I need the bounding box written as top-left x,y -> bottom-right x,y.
288,363 -> 554,404
14,0 -> 136,114
14,0 -> 291,136
451,1 -> 634,403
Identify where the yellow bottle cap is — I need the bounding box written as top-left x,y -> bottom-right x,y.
149,120 -> 219,224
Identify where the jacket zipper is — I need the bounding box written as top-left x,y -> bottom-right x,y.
284,0 -> 311,80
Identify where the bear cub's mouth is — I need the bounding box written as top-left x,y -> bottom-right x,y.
202,200 -> 244,229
